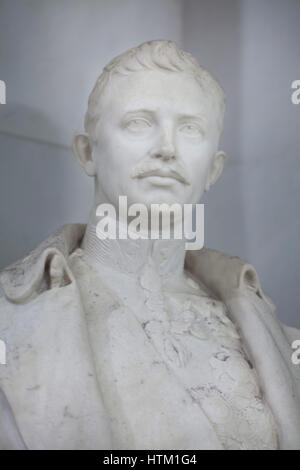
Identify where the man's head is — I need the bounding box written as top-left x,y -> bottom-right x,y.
73,40 -> 226,209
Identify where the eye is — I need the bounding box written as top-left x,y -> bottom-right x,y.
179,123 -> 203,137
125,118 -> 151,132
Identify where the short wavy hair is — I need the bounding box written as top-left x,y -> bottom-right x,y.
84,40 -> 226,141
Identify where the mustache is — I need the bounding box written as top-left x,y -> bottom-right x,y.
130,160 -> 191,185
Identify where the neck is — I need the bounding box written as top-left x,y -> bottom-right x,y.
81,202 -> 186,284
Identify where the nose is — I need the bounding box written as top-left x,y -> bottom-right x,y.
150,126 -> 176,161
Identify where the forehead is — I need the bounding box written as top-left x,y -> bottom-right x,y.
100,69 -> 217,118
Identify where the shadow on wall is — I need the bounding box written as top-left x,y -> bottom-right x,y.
0,102 -> 68,147
0,103 -> 93,270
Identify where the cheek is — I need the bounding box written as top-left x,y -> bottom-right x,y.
181,143 -> 211,174
182,147 -> 213,196
107,133 -> 148,166
94,141 -> 121,175
93,145 -> 137,193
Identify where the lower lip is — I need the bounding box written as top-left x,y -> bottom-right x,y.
142,176 -> 179,186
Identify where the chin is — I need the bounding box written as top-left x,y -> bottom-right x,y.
136,190 -> 187,207
140,196 -> 184,208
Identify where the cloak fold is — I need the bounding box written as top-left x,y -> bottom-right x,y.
0,224 -> 299,449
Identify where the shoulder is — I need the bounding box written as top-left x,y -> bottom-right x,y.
0,224 -> 86,305
185,247 -> 275,310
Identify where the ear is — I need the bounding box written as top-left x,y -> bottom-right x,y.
72,132 -> 96,177
205,150 -> 227,191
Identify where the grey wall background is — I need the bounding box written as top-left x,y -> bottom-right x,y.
0,0 -> 299,327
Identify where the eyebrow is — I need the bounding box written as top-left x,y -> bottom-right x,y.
123,108 -> 158,116
178,113 -> 207,123
123,109 -> 207,122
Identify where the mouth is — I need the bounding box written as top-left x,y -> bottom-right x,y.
136,169 -> 188,185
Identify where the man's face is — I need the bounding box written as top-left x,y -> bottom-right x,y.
90,69 -> 222,208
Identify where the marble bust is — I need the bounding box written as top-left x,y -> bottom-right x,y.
0,40 -> 300,450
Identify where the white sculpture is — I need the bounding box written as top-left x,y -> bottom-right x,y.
0,40 -> 299,450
